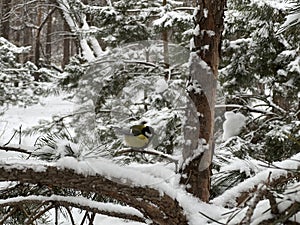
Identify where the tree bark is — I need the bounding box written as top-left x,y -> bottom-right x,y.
62,19 -> 70,68
46,6 -> 53,64
34,1 -> 43,66
180,0 -> 226,202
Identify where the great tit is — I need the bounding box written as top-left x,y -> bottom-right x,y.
123,122 -> 155,149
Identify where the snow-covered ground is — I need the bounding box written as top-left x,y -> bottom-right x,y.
0,96 -> 74,151
1,96 -> 73,145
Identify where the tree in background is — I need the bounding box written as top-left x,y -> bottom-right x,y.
0,37 -> 57,107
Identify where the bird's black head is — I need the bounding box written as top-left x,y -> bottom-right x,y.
142,126 -> 153,138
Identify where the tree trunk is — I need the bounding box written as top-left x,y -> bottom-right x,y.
1,0 -> 11,39
180,0 -> 226,202
34,1 -> 43,66
162,0 -> 169,76
62,19 -> 70,68
46,6 -> 53,64
22,2 -> 33,62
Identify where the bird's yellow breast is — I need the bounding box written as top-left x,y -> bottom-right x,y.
124,134 -> 149,149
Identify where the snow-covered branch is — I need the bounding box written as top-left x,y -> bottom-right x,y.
0,157 -> 191,224
215,104 -> 276,116
0,195 -> 144,223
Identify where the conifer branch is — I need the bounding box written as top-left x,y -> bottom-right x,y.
0,161 -> 187,225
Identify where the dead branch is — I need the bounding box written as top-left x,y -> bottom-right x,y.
0,145 -> 32,155
265,190 -> 279,215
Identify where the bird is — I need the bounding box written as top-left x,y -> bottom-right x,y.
114,122 -> 155,149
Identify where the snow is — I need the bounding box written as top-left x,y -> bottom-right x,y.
155,78 -> 168,93
153,11 -> 192,28
251,0 -> 292,11
80,39 -> 96,62
1,91 -> 299,224
0,37 -> 31,54
279,0 -> 300,31
194,24 -> 200,36
222,111 -> 246,141
220,158 -> 259,177
0,96 -> 74,147
203,8 -> 208,18
282,12 -> 300,27
93,215 -> 146,225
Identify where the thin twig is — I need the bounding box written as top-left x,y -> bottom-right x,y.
65,206 -> 76,225
0,120 -> 8,138
19,125 -> 22,145
0,145 -> 32,154
199,211 -> 226,225
88,212 -> 96,225
80,211 -> 89,225
55,205 -> 58,225
4,130 -> 18,146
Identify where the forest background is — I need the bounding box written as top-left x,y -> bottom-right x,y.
0,0 -> 299,224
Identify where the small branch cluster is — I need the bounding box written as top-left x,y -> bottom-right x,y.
220,160 -> 300,224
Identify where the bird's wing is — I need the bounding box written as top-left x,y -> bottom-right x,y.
130,125 -> 144,136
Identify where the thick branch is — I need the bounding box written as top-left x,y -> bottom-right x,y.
0,162 -> 187,225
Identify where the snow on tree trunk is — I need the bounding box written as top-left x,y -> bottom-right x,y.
180,0 -> 226,202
